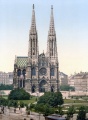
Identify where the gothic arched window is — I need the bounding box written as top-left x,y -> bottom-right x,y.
32,67 -> 36,75
50,68 -> 54,76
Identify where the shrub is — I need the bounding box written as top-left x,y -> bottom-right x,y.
8,88 -> 30,100
38,92 -> 64,107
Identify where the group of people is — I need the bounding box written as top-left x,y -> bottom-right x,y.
1,106 -> 17,114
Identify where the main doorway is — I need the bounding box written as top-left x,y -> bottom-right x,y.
39,80 -> 48,92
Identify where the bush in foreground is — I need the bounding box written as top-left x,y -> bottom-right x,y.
37,92 -> 64,107
8,88 -> 30,100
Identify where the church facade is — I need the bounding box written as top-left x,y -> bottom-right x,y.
13,5 -> 59,93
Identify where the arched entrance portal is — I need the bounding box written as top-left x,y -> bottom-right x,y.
32,85 -> 36,93
51,85 -> 54,92
39,80 -> 48,92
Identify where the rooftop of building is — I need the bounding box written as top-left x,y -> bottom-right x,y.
69,71 -> 88,79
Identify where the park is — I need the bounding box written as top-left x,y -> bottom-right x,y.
0,88 -> 88,120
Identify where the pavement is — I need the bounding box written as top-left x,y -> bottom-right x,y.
0,107 -> 45,120
0,107 -> 88,120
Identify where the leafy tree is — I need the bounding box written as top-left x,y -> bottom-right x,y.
67,106 -> 75,120
8,88 -> 30,100
57,106 -> 64,116
35,103 -> 54,116
0,98 -> 8,106
85,106 -> 88,113
77,106 -> 86,120
20,101 -> 25,108
13,100 -> 18,108
7,100 -> 18,107
60,85 -> 75,91
0,84 -> 13,90
30,103 -> 35,110
38,92 -> 64,107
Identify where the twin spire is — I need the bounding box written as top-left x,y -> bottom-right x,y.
30,4 -> 36,34
29,4 -> 57,58
30,4 -> 55,35
48,5 -> 55,35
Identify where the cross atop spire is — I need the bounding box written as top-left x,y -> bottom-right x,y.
51,5 -> 53,9
48,5 -> 55,35
33,4 -> 34,9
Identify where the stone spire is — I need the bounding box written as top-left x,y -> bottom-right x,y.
48,5 -> 55,36
47,5 -> 58,59
28,4 -> 39,59
30,4 -> 37,34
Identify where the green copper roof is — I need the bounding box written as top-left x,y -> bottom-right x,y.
16,57 -> 28,67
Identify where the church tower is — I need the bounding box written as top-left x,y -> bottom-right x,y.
26,4 -> 39,92
47,5 -> 59,91
28,4 -> 38,59
47,5 -> 58,60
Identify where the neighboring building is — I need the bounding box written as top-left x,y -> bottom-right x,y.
68,72 -> 88,92
8,72 -> 13,84
74,72 -> 88,92
13,5 -> 59,93
0,72 -> 13,85
68,75 -> 75,87
59,72 -> 68,86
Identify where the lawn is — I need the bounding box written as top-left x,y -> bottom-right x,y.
18,96 -> 37,104
2,95 -> 8,99
2,95 -> 88,106
19,98 -> 88,105
64,99 -> 88,103
63,99 -> 88,110
1,95 -> 37,105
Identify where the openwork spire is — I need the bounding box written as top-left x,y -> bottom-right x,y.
30,4 -> 36,34
47,5 -> 58,60
28,4 -> 39,59
48,5 -> 55,35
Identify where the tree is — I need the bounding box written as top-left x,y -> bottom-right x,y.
0,98 -> 8,106
57,106 -> 64,116
77,106 -> 86,120
8,88 -> 30,100
60,85 -> 75,91
35,103 -> 54,116
20,101 -> 25,108
67,106 -> 75,120
0,84 -> 13,90
37,92 -> 64,107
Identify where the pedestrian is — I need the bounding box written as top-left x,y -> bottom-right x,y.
14,108 -> 16,113
1,106 -> 4,114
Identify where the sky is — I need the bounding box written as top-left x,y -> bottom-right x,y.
0,0 -> 88,75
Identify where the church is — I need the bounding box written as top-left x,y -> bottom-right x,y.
13,5 -> 59,93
